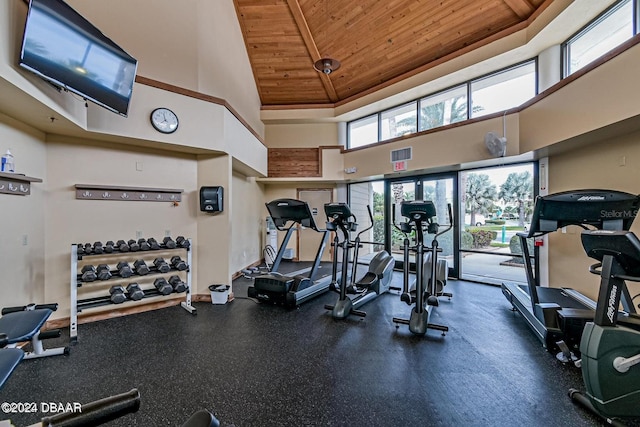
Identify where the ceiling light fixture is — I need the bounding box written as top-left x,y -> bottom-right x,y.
314,57 -> 340,75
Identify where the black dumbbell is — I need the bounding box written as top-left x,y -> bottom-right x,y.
104,241 -> 115,253
153,278 -> 173,295
133,259 -> 150,275
163,236 -> 177,249
93,241 -> 104,254
170,256 -> 188,271
115,240 -> 130,252
127,239 -> 140,252
83,243 -> 93,255
109,285 -> 127,304
176,236 -> 190,249
153,257 -> 171,273
76,243 -> 85,256
116,261 -> 133,278
80,265 -> 97,282
96,264 -> 112,281
168,275 -> 187,293
126,283 -> 145,301
137,238 -> 151,251
146,237 -> 161,250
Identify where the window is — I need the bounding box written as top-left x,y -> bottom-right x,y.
348,114 -> 378,149
419,85 -> 468,131
563,0 -> 635,77
380,102 -> 417,140
470,61 -> 536,118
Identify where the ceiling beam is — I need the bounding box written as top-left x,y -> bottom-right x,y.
503,0 -> 535,18
286,0 -> 339,102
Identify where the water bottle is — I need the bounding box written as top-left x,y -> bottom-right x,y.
1,149 -> 14,173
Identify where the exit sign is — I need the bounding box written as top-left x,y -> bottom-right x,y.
393,160 -> 407,172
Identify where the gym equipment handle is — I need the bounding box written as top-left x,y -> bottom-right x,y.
40,388 -> 140,427
2,303 -> 58,315
613,354 -> 640,373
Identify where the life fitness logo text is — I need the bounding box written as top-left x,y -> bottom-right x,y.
607,285 -> 618,324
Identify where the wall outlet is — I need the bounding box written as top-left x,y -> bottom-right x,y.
22,234 -> 28,246
136,230 -> 143,239
165,230 -> 171,237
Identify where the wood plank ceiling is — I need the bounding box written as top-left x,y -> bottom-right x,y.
233,0 -> 550,108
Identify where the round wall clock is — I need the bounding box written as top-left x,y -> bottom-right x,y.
150,108 -> 179,134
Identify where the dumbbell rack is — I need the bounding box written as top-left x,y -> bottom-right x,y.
69,239 -> 195,344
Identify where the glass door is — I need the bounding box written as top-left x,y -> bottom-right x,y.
422,176 -> 457,277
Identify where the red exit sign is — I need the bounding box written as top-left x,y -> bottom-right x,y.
393,160 -> 407,172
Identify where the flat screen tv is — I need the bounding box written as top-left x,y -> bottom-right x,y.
19,0 -> 138,117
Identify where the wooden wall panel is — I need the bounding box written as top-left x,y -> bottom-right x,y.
268,148 -> 321,177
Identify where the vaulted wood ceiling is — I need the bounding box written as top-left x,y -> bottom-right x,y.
233,0 -> 551,108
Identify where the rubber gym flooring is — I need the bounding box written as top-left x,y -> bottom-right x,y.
1,261 -> 637,426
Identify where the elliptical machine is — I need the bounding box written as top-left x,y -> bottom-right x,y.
569,229 -> 640,425
323,202 -> 394,319
393,200 -> 452,336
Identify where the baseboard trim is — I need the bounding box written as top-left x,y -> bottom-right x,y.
44,292 -> 235,330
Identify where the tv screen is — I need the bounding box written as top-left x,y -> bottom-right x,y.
19,0 -> 138,116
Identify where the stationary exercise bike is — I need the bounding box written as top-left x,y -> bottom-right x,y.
392,200 -> 452,336
323,203 -> 394,319
569,229 -> 640,426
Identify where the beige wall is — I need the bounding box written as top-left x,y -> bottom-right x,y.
44,136 -> 199,314
0,113 -> 46,306
230,172 -> 265,272
67,0 -> 263,136
265,123 -> 339,148
547,130 -> 640,302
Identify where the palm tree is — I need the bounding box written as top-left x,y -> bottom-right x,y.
465,173 -> 497,225
499,171 -> 533,227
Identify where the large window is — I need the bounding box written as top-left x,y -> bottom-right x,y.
419,85 -> 467,131
563,0 -> 636,77
348,114 -> 378,149
381,102 -> 417,140
471,61 -> 536,118
347,60 -> 537,148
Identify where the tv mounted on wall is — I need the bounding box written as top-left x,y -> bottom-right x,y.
19,0 -> 138,117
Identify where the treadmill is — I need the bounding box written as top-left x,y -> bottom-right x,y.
501,189 -> 640,353
248,198 -> 332,308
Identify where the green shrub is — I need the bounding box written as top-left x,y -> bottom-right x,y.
461,230 -> 474,250
470,229 -> 497,248
485,219 -> 505,225
509,234 -> 534,255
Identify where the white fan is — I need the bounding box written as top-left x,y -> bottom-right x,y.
485,131 -> 507,158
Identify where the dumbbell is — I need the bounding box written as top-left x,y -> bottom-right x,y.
76,243 -> 85,256
133,259 -> 150,275
104,241 -> 115,253
163,236 -> 177,249
96,264 -> 112,281
168,275 -> 187,293
171,256 -> 188,271
116,261 -> 134,278
127,239 -> 140,252
80,265 -> 97,282
115,240 -> 130,252
146,238 -> 161,250
153,278 -> 173,295
93,241 -> 104,254
126,283 -> 145,301
83,243 -> 93,255
176,236 -> 190,249
109,285 -> 127,304
153,257 -> 171,274
137,238 -> 151,251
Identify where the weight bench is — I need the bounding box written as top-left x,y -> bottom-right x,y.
0,303 -> 69,360
0,334 -> 24,390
